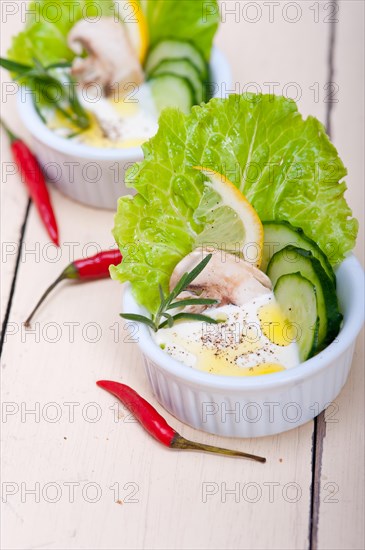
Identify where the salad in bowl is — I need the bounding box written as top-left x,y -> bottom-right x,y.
110,93 -> 363,437
2,0 -> 227,208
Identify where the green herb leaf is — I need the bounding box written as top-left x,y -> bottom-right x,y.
1,55 -> 90,131
64,74 -> 90,129
66,128 -> 87,139
120,313 -> 157,332
161,312 -> 174,328
180,254 -> 212,288
0,57 -> 32,73
158,312 -> 218,329
167,254 -> 212,306
45,62 -> 72,70
167,298 -> 219,310
32,97 -> 47,124
168,272 -> 189,303
158,284 -> 166,309
121,254 -> 219,332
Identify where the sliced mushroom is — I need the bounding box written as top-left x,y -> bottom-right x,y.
68,17 -> 144,97
170,248 -> 272,312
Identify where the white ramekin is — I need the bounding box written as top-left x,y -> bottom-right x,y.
16,47 -> 232,210
123,255 -> 364,438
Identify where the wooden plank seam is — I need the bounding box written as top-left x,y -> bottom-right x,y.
309,4 -> 338,548
0,199 -> 31,356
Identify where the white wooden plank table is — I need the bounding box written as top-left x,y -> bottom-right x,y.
1,2 -> 363,549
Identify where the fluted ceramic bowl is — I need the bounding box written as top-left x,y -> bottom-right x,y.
123,255 -> 364,438
17,47 -> 231,210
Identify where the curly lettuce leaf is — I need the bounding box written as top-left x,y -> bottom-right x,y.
8,0 -> 114,65
140,0 -> 219,60
113,94 -> 358,313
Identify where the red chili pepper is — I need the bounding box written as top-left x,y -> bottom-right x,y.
24,249 -> 122,327
1,118 -> 59,246
97,380 -> 266,463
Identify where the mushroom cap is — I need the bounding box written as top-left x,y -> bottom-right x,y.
68,17 -> 144,96
170,248 -> 272,309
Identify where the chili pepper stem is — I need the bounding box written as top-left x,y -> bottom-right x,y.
0,118 -> 17,142
172,434 -> 266,463
24,251 -> 121,327
24,271 -> 67,328
97,380 -> 266,463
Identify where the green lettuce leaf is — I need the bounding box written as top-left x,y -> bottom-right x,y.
8,0 -> 115,65
140,0 -> 220,59
8,0 -> 219,66
112,94 -> 358,313
7,22 -> 74,66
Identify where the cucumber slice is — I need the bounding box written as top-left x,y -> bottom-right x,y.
149,58 -> 204,104
145,39 -> 208,79
262,221 -> 336,286
274,273 -> 319,361
148,74 -> 194,115
267,246 -> 342,350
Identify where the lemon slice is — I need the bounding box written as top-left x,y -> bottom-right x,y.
193,167 -> 264,267
116,0 -> 148,63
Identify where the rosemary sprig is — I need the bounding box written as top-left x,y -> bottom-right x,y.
121,254 -> 220,332
0,57 -> 90,131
